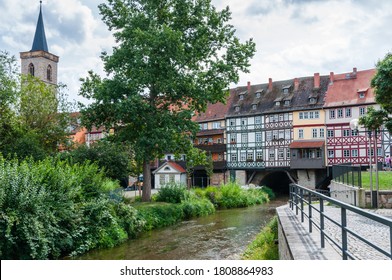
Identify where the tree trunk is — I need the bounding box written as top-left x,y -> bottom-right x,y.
142,160 -> 151,202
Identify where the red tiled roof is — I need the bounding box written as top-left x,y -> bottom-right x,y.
167,161 -> 186,173
324,69 -> 376,107
193,92 -> 234,122
289,140 -> 325,149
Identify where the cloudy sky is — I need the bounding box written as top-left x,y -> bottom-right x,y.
1,0 -> 391,104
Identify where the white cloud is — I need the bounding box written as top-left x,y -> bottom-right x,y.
0,0 -> 391,103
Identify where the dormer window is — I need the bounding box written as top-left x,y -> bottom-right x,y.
357,88 -> 368,99
252,104 -> 257,110
284,100 -> 290,106
309,97 -> 317,104
282,85 -> 291,94
235,106 -> 240,112
239,94 -> 244,100
275,101 -> 280,107
255,89 -> 263,98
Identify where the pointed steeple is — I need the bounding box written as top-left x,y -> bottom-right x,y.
31,1 -> 48,52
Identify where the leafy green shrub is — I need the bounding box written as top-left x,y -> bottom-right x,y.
260,186 -> 275,200
181,198 -> 215,219
0,156 -> 139,259
136,203 -> 184,231
242,216 -> 279,260
155,183 -> 189,203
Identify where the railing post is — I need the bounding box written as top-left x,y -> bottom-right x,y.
289,184 -> 293,209
320,197 -> 325,248
308,191 -> 312,233
300,188 -> 304,223
341,208 -> 348,260
295,185 -> 299,215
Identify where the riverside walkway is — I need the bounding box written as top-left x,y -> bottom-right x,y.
277,204 -> 392,260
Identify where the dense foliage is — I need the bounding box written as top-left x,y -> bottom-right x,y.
0,157 -> 144,259
242,216 -> 279,260
59,140 -> 132,184
194,182 -> 271,209
79,0 -> 256,201
0,51 -> 74,160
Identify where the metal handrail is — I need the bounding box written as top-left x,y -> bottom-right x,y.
289,183 -> 392,260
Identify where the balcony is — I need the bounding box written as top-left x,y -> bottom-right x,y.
195,143 -> 226,153
290,157 -> 325,169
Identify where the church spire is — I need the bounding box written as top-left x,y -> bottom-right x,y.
31,1 -> 48,52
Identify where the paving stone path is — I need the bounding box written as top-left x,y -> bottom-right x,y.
296,205 -> 392,260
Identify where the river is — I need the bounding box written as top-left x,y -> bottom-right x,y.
76,197 -> 288,260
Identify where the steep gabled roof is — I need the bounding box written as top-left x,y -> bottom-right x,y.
31,2 -> 49,52
324,69 -> 376,108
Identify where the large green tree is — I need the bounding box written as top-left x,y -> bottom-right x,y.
79,0 -> 256,201
0,51 -> 73,159
360,52 -> 392,133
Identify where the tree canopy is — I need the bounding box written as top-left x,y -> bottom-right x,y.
359,52 -> 392,133
0,51 -> 74,160
79,0 -> 256,201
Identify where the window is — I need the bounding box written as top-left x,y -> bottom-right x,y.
269,148 -> 275,159
351,129 -> 358,136
266,131 -> 272,141
252,104 -> 257,110
247,152 -> 253,161
314,111 -> 320,119
352,149 -> 358,157
329,110 -> 335,119
256,132 -> 262,142
231,153 -> 237,161
309,111 -> 314,119
309,97 -> 316,104
377,148 -> 382,156
47,65 -> 52,81
240,152 -> 246,161
284,113 -> 289,121
256,92 -> 261,98
359,92 -> 365,98
255,116 -> 261,124
278,148 -> 284,159
241,118 -> 247,125
275,101 -> 280,106
169,174 -> 175,183
319,128 -> 325,138
284,100 -> 290,106
241,133 -> 248,143
285,130 -> 291,140
343,150 -> 350,157
303,112 -> 309,119
159,174 -> 165,186
298,129 -> 304,139
274,115 -> 278,122
256,151 -> 263,161
368,149 -> 374,156
360,107 -> 366,116
312,128 -> 318,138
327,130 -> 334,138
299,112 -> 304,119
279,130 -> 284,139
273,130 -> 278,140
337,109 -> 343,118
235,106 -> 240,112
213,122 -> 221,129
345,108 -> 352,117
239,94 -> 244,100
203,123 -> 208,130
229,119 -> 235,126
328,150 -> 334,158
343,129 -> 350,137
28,63 -> 34,76
230,134 -> 236,143
286,150 -> 290,159
279,114 -> 284,121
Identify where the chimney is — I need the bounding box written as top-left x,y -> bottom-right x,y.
314,73 -> 320,89
294,78 -> 299,91
329,72 -> 334,84
353,67 -> 357,77
268,78 -> 273,91
247,81 -> 251,93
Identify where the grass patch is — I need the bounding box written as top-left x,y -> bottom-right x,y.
242,216 -> 279,260
361,171 -> 392,190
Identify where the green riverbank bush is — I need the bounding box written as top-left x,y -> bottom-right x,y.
194,182 -> 271,209
0,156 -> 143,259
242,216 -> 279,260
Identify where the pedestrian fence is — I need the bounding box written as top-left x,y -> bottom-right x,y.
332,164 -> 362,188
289,183 -> 392,260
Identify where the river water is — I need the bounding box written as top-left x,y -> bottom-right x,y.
76,197 -> 288,260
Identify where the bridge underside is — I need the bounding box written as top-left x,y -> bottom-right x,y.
249,170 -> 296,195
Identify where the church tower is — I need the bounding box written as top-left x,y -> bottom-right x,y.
20,1 -> 59,85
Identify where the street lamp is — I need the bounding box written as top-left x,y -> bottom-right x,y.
350,119 -> 378,208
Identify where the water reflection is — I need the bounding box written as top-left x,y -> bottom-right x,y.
76,198 -> 287,260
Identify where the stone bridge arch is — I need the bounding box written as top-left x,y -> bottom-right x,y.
249,170 -> 297,195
